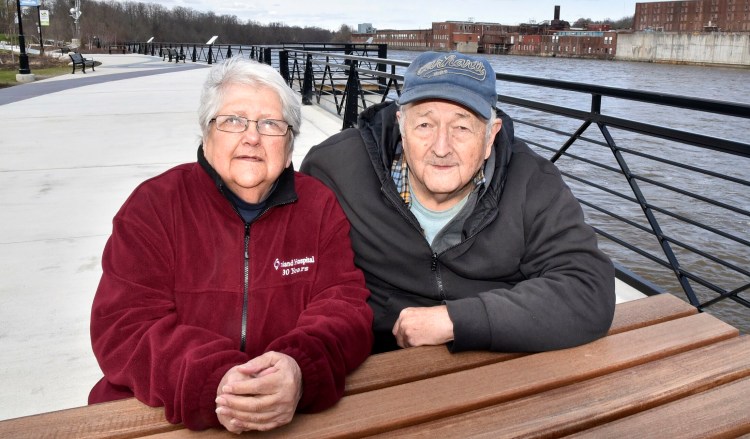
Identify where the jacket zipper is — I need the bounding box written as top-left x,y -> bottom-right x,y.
236,202 -> 294,353
431,252 -> 446,300
384,182 -> 495,303
210,166 -> 298,353
381,186 -> 448,300
240,223 -> 250,352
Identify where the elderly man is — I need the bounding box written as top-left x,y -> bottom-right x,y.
301,51 -> 615,354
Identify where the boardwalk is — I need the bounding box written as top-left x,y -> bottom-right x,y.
0,54 -> 343,420
0,52 -> 644,422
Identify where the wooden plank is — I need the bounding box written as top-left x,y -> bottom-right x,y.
345,293 -> 696,395
0,294 -> 698,439
568,374 -> 750,439
345,347 -> 522,395
607,293 -> 696,334
151,312 -> 737,438
0,397 -> 180,439
370,336 -> 750,438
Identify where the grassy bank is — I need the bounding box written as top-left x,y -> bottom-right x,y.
0,66 -> 72,87
0,50 -> 72,88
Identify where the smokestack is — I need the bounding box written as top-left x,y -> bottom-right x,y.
554,5 -> 560,21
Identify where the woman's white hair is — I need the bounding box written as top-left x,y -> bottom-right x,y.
198,57 -> 301,151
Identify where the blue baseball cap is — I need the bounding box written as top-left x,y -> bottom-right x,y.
398,51 -> 497,119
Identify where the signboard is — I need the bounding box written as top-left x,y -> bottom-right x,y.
40,10 -> 50,26
20,0 -> 40,6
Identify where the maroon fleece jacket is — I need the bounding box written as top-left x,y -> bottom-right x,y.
88,158 -> 372,430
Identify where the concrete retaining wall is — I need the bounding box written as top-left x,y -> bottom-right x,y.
616,32 -> 750,67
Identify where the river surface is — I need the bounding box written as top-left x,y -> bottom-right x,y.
388,50 -> 750,333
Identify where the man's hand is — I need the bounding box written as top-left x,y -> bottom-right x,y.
392,305 -> 454,348
215,351 -> 303,434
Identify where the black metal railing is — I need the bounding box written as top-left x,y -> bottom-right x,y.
124,42 -> 749,326
274,49 -> 750,324
123,42 -> 387,67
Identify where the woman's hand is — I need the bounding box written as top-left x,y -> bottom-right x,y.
215,351 -> 303,433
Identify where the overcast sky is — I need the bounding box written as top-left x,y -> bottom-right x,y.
128,0 -> 654,31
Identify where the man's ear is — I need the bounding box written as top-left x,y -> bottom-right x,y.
486,118 -> 502,159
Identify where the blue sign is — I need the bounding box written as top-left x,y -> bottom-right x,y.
20,0 -> 40,6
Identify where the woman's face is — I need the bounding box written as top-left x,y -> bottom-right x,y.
203,83 -> 292,203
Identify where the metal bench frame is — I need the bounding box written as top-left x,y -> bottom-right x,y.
69,52 -> 95,74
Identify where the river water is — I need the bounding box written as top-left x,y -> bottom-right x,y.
388,50 -> 750,333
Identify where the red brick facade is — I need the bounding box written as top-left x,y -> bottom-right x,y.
351,21 -> 618,59
634,0 -> 750,32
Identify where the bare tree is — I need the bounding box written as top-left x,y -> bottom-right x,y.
332,24 -> 353,43
11,0 -> 335,47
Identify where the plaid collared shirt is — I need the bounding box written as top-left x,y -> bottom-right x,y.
390,151 -> 485,208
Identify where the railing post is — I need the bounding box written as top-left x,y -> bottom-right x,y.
378,44 -> 388,91
264,48 -> 272,66
208,44 -> 213,65
343,60 -> 360,129
302,54 -> 314,105
279,50 -> 290,84
226,45 -> 232,58
344,43 -> 354,67
191,45 -> 197,62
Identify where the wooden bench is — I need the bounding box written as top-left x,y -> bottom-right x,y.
162,48 -> 186,63
5,294 -> 734,439
108,45 -> 127,54
345,292 -> 697,395
69,52 -> 95,74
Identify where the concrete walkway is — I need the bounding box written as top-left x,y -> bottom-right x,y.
0,54 -> 343,421
0,53 -> 644,422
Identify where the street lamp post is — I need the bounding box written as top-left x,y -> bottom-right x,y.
15,0 -> 31,75
14,0 -> 36,82
70,0 -> 81,48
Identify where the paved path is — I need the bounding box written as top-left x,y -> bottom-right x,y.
0,54 -> 343,420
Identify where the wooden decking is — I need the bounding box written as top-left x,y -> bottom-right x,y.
2,293 -> 748,438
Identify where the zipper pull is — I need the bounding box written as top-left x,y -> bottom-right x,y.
244,224 -> 250,259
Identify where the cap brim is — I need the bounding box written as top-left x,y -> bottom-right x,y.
398,84 -> 494,119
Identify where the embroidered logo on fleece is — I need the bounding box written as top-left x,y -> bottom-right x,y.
274,256 -> 315,276
416,54 -> 486,81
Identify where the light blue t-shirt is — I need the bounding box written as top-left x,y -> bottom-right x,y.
410,189 -> 470,246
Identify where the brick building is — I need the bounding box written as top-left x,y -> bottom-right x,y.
357,28 -> 433,50
431,21 -> 514,52
350,4 -> 618,60
634,0 -> 750,32
511,31 -> 617,59
351,21 -> 515,53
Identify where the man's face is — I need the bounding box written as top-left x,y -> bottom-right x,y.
397,99 -> 501,211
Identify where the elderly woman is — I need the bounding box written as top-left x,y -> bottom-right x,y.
88,57 -> 373,433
